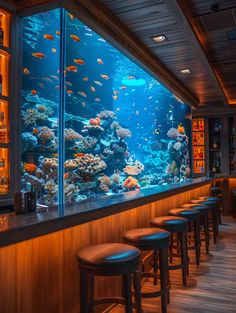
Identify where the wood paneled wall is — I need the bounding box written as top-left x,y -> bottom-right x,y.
0,184 -> 211,313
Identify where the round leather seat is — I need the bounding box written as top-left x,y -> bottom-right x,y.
211,187 -> 222,195
198,196 -> 219,203
181,203 -> 209,214
123,227 -> 170,250
150,216 -> 188,233
168,208 -> 200,221
190,199 -> 216,210
78,243 -> 140,273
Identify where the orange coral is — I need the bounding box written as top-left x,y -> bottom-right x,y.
123,176 -> 140,189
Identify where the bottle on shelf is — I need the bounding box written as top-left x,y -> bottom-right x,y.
0,20 -> 4,46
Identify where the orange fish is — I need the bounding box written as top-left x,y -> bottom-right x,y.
44,34 -> 54,40
56,31 -> 60,36
100,74 -> 110,80
78,91 -> 87,97
24,163 -> 37,172
32,128 -> 39,135
83,77 -> 89,82
64,172 -> 70,180
52,48 -> 57,54
32,52 -> 46,59
97,58 -> 103,64
95,98 -> 100,102
31,90 -> 37,95
66,65 -> 78,72
120,86 -> 127,90
67,89 -> 73,95
70,34 -> 81,42
74,59 -> 85,65
23,68 -> 29,75
73,153 -> 86,158
91,86 -> 95,92
113,95 -> 118,101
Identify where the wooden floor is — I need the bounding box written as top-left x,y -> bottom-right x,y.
111,217 -> 236,313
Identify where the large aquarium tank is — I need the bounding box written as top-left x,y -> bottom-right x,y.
20,8 -> 192,208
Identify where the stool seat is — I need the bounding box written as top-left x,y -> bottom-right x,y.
78,243 -> 140,272
198,196 -> 219,203
123,228 -> 170,250
150,216 -> 188,233
211,187 -> 222,194
168,208 -> 200,221
190,199 -> 216,209
181,204 -> 209,214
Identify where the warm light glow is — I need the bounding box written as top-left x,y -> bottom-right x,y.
0,53 -> 10,97
180,68 -> 192,74
0,147 -> 9,193
0,9 -> 11,48
151,35 -> 168,43
0,100 -> 9,143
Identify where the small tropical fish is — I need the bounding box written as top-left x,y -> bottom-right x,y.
78,91 -> 87,97
67,13 -> 74,20
120,86 -> 127,90
153,128 -> 161,135
51,153 -> 58,158
32,128 -> 39,135
177,123 -> 185,134
128,75 -> 135,80
94,80 -> 102,86
55,85 -> 60,90
52,48 -> 57,54
64,172 -> 70,180
32,52 -> 45,59
81,102 -> 86,107
55,31 -> 60,36
135,110 -> 139,115
50,75 -> 59,80
112,95 -> 118,101
91,86 -> 95,92
95,98 -> 100,102
73,152 -> 85,158
85,33 -> 93,36
70,34 -> 81,42
74,59 -> 85,65
31,90 -> 37,95
113,90 -> 119,95
44,34 -> 54,40
65,81 -> 72,86
67,89 -> 73,95
83,77 -> 89,81
43,77 -> 53,82
66,65 -> 78,72
148,96 -> 153,99
100,74 -> 110,80
144,138 -> 148,142
97,58 -> 103,64
23,68 -> 29,75
24,163 -> 37,172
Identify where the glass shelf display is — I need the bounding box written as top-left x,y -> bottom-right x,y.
0,147 -> 9,193
209,118 -> 221,174
192,118 -> 205,174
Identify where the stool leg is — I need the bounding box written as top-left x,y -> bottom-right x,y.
133,270 -> 142,313
169,234 -> 173,264
153,250 -> 158,285
159,247 -> 169,313
123,274 -> 133,313
203,214 -> 210,254
194,219 -> 200,265
80,270 -> 89,313
212,208 -> 218,244
180,231 -> 188,286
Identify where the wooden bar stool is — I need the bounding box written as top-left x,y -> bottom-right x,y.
150,216 -> 189,286
190,199 -> 218,244
123,228 -> 170,313
181,203 -> 210,254
198,196 -> 221,225
211,186 -> 223,224
168,208 -> 201,265
77,243 -> 141,313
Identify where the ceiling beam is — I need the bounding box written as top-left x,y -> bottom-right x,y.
164,0 -> 229,106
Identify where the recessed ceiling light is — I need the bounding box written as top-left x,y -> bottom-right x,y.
151,35 -> 168,43
180,69 -> 192,74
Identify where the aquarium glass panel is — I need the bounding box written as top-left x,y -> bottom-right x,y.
21,9 -> 60,206
63,12 -> 191,205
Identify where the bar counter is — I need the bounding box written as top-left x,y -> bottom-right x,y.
0,177 -> 215,247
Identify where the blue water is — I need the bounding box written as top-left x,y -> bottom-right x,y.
21,8 -> 192,206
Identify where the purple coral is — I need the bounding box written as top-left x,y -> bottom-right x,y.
167,128 -> 179,139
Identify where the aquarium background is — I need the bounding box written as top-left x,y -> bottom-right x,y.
21,8 -> 192,208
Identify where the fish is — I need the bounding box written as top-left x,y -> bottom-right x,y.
74,59 -> 85,65
97,58 -> 103,64
23,68 -> 29,75
24,163 -> 37,172
66,65 -> 78,72
81,102 -> 86,107
91,86 -> 95,92
52,48 -> 57,54
55,31 -> 60,36
116,108 -> 120,112
94,80 -> 102,86
112,95 -> 118,101
83,77 -> 89,81
32,52 -> 45,59
65,81 -> 72,86
148,96 -> 153,99
120,86 -> 127,90
64,172 -> 70,180
85,33 -> 93,36
135,110 -> 139,115
32,128 -> 39,135
100,74 -> 110,80
43,77 -> 53,82
50,75 -> 59,80
67,90 -> 73,95
43,34 -> 54,40
131,89 -> 135,92
113,90 -> 119,95
153,128 -> 161,135
128,75 -> 135,80
70,34 -> 81,42
67,13 -> 74,20
177,123 -> 185,134
78,91 -> 87,97
95,98 -> 100,102
31,90 -> 37,95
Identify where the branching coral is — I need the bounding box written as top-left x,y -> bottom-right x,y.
116,127 -> 132,139
76,154 -> 107,175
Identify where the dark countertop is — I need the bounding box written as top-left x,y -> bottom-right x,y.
0,177 -> 215,247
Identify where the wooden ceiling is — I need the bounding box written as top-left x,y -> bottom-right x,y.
5,0 -> 236,108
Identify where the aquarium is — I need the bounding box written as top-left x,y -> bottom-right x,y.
21,8 -> 192,208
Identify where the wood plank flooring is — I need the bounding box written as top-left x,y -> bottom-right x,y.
111,217 -> 236,313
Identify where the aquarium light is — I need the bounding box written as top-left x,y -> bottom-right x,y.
151,35 -> 168,43
180,68 -> 192,74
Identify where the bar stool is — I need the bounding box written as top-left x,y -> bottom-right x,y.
198,196 -> 221,225
150,216 -> 188,286
123,228 -> 170,313
168,208 -> 201,265
211,186 -> 222,224
77,243 -> 141,313
233,190 -> 236,218
180,204 -> 210,254
190,199 -> 218,243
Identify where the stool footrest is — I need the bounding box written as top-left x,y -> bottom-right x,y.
141,290 -> 162,298
93,297 -> 125,306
